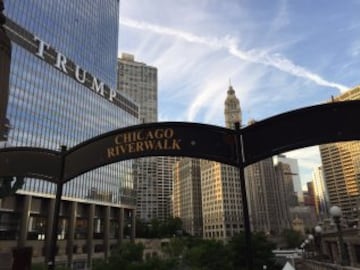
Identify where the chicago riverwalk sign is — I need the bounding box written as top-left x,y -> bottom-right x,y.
2,100 -> 360,270
1,100 -> 360,183
63,122 -> 237,182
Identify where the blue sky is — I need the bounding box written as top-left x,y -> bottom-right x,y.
117,0 -> 360,188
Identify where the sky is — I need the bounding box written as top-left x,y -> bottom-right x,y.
117,0 -> 360,189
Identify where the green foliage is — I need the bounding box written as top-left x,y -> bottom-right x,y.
136,217 -> 183,238
228,232 -> 278,270
93,242 -> 145,270
93,232 -> 280,270
162,237 -> 186,258
282,229 -> 303,248
183,239 -> 231,270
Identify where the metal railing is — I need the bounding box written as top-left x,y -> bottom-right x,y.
301,259 -> 359,270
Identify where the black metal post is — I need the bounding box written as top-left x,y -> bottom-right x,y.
47,145 -> 67,270
0,0 -> 12,142
234,122 -> 253,270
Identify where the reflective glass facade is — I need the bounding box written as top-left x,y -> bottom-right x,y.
3,0 -> 138,206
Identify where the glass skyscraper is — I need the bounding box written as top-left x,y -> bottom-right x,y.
1,1 -> 138,268
3,0 -> 138,203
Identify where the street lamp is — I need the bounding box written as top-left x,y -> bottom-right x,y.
308,234 -> 314,241
329,205 -> 348,266
307,234 -> 314,258
314,225 -> 323,258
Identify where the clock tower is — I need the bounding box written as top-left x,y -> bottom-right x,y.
224,84 -> 242,129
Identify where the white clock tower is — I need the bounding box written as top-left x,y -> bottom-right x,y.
224,84 -> 242,129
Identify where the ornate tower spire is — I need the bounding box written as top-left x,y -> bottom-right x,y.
224,83 -> 242,129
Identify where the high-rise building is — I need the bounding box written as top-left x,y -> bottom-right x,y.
201,85 -> 243,240
303,181 -> 316,207
311,166 -> 329,218
117,53 -> 177,221
117,53 -> 157,221
319,86 -> 360,219
1,1 -> 138,268
273,158 -> 299,207
274,154 -> 303,204
246,157 -> 291,234
172,158 -> 202,236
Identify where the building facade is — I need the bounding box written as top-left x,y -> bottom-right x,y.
172,158 -> 203,236
1,1 -> 138,268
311,166 -> 329,219
274,154 -> 303,204
245,157 -> 291,234
117,53 -> 177,221
319,86 -> 360,219
201,85 -> 243,240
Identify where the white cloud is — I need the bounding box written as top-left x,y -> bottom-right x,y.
120,17 -> 349,99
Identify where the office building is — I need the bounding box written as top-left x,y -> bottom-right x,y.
1,1 -> 138,268
303,181 -> 316,207
201,85 -> 243,240
117,53 -> 177,221
319,86 -> 360,219
172,158 -> 202,236
273,157 -> 299,207
311,166 -> 329,218
246,157 -> 291,234
274,154 -> 303,204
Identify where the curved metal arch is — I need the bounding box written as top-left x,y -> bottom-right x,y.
0,147 -> 61,182
241,100 -> 360,165
63,122 -> 237,182
1,100 -> 360,184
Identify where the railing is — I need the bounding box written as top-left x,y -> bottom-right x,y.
301,259 -> 359,270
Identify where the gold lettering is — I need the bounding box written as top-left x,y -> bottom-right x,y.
114,135 -> 122,144
136,141 -> 144,151
136,131 -> 143,141
114,145 -> 120,156
109,128 -> 180,159
144,140 -> 155,150
156,140 -> 163,150
146,131 -> 154,140
162,139 -> 169,149
123,132 -> 132,143
107,147 -> 116,158
164,128 -> 174,138
128,143 -> 136,153
118,144 -> 126,154
154,129 -> 163,139
172,139 -> 181,150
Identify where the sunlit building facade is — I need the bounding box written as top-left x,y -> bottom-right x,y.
311,166 -> 329,218
246,157 -> 291,234
201,85 -> 243,240
172,158 -> 203,236
274,154 -> 303,204
319,86 -> 360,219
1,1 -> 138,268
117,53 -> 177,221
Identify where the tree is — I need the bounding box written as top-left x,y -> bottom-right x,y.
183,239 -> 231,270
162,237 -> 186,258
282,229 -> 303,249
93,242 -> 145,270
228,232 -> 279,270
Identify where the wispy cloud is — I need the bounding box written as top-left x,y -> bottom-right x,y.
120,17 -> 349,93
